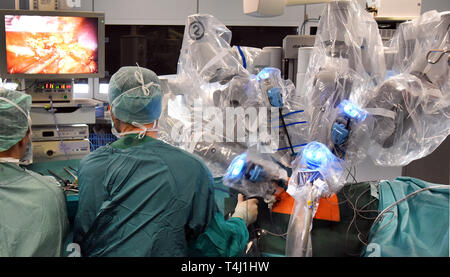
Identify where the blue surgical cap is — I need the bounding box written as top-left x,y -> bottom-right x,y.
109,66 -> 163,124
0,89 -> 31,152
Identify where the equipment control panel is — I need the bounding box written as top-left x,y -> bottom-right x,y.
26,79 -> 74,103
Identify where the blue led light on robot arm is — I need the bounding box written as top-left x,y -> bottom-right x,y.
248,165 -> 265,182
228,153 -> 247,179
338,99 -> 368,122
256,67 -> 279,81
257,70 -> 270,81
302,141 -> 336,170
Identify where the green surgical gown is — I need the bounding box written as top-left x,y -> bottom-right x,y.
73,135 -> 248,257
0,162 -> 69,257
363,177 -> 449,257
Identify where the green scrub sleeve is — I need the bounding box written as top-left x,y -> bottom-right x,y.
189,212 -> 249,257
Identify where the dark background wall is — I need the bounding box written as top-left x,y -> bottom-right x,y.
403,138 -> 450,184
103,25 -> 296,79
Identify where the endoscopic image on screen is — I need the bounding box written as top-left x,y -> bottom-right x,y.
4,15 -> 98,74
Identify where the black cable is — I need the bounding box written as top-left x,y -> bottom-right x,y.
342,187 -> 361,256
369,185 -> 449,236
48,96 -> 70,160
342,185 -> 380,256
356,196 -> 379,220
279,108 -> 295,155
300,18 -> 320,35
253,228 -> 287,240
345,165 -> 358,184
268,210 -> 287,239
353,188 -> 378,245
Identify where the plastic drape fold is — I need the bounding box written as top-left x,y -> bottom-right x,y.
366,11 -> 450,166
223,150 -> 288,206
298,0 -> 385,166
159,14 -> 307,176
156,6 -> 449,258
286,141 -> 344,257
286,0 -> 385,257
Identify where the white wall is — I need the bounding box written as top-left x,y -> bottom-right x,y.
93,0 -> 197,25
422,0 -> 450,12
354,158 -> 403,183
3,0 -> 449,25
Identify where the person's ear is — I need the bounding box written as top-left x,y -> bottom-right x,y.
17,129 -> 30,148
110,111 -> 121,133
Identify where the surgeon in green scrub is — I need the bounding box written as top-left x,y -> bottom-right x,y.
0,89 -> 69,257
73,66 -> 258,257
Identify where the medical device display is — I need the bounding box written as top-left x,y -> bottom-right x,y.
5,16 -> 97,74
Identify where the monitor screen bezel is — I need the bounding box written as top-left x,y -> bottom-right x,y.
0,9 -> 105,80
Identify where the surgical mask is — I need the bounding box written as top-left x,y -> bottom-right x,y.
111,120 -> 121,139
111,120 -> 159,140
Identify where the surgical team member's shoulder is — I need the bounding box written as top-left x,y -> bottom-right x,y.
26,168 -> 65,194
1,163 -> 62,192
153,140 -> 213,178
77,144 -> 111,173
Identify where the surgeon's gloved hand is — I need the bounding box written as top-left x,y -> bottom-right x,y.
232,194 -> 259,226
